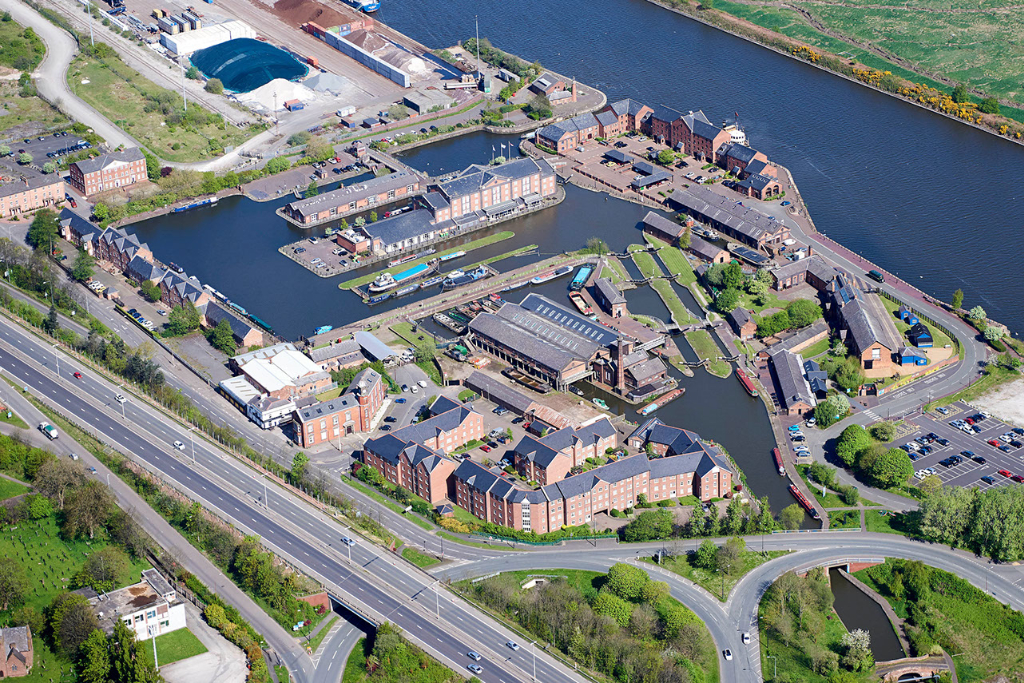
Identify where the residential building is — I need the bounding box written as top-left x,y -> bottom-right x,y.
604,98 -> 653,133
87,569 -> 186,641
57,208 -> 104,254
199,301 -> 263,348
0,626 -> 32,678
675,110 -> 731,162
593,277 -> 627,318
434,157 -> 557,221
126,254 -> 165,285
770,254 -> 837,291
727,307 -> 756,340
157,270 -> 210,309
95,226 -> 153,272
0,174 -> 64,218
804,359 -> 829,397
294,367 -> 387,446
668,185 -> 789,251
512,418 -> 617,485
68,148 -> 147,196
467,293 -> 665,392
306,337 -> 364,372
282,172 -> 422,226
232,342 -> 331,400
536,112 -> 602,153
717,143 -> 773,178
688,234 -> 729,264
736,173 -> 782,200
769,349 -> 816,416
333,209 -> 448,256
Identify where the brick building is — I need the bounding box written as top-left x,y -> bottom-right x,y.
727,307 -> 756,340
688,234 -> 729,264
282,172 -> 421,226
668,185 -> 789,251
823,275 -> 900,371
294,367 -> 386,446
0,626 -> 32,678
68,148 -> 147,197
232,343 -> 332,401
0,174 -> 64,218
593,277 -> 627,318
434,157 -> 557,220
768,349 -> 817,416
605,99 -> 652,133
511,417 -> 617,485
95,227 -> 153,272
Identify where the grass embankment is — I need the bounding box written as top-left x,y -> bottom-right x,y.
601,258 -> 630,284
306,615 -> 338,653
828,510 -> 861,529
645,549 -> 789,602
0,405 -> 30,429
630,244 -> 698,326
855,559 -> 1024,681
340,626 -> 458,683
879,296 -> 954,351
338,474 -> 432,533
458,566 -> 719,683
796,465 -> 879,509
68,49 -> 251,162
685,329 -> 731,377
645,234 -> 697,287
139,628 -> 208,668
0,81 -> 67,137
0,477 -> 30,500
338,231 -> 516,289
450,243 -> 539,274
400,547 -> 440,568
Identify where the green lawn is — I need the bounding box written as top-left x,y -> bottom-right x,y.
316,387 -> 344,401
651,279 -> 698,325
828,510 -> 861,529
879,295 -> 954,351
401,547 -> 441,568
0,515 -> 152,615
601,258 -> 630,284
760,600 -> 875,683
338,231 -> 515,289
0,18 -> 45,71
629,244 -> 662,279
139,628 -> 208,668
798,337 -> 831,360
338,475 -> 434,531
648,550 -> 789,602
68,52 -> 252,162
457,389 -> 477,402
306,615 -> 338,653
646,235 -> 697,286
863,509 -> 909,536
684,329 -> 731,377
0,477 -> 30,501
275,665 -> 291,683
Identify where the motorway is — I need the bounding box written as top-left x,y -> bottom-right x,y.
0,315 -> 589,683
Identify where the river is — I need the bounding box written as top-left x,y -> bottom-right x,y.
829,568 -> 905,662
375,0 -> 1024,337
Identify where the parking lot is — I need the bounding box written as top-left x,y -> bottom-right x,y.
8,130 -> 92,162
900,401 -> 1024,489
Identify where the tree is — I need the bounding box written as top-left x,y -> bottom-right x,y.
291,452 -> 310,486
786,299 -> 823,328
387,103 -> 409,120
756,310 -> 790,338
622,508 -> 673,541
866,447 -> 913,489
288,131 -> 311,147
265,156 -> 291,174
92,203 -> 110,222
369,211 -> 378,223
48,591 -> 98,656
82,546 -> 129,591
839,484 -> 859,506
840,629 -> 873,671
592,591 -> 632,627
779,504 -> 804,530
186,65 -> 200,79
951,288 -> 964,310
836,424 -> 872,467
694,538 -> 718,569
63,480 -> 114,539
723,495 -> 745,534
526,93 -> 552,120
303,135 -> 334,162
829,337 -> 847,357
716,536 -> 745,576
722,262 -> 743,289
78,629 -> 111,683
305,180 -> 319,198
0,556 -> 28,610
869,421 -> 897,442
980,97 -> 1000,115
0,144 -> 9,156
110,619 -> 160,683
27,207 -> 59,249
166,301 -> 202,336
584,237 -> 608,255
71,248 -> 95,282
715,287 -> 739,313
17,152 -> 32,164
606,562 -> 649,601
657,149 -> 674,165
951,83 -> 969,103
42,305 -> 59,335
24,493 -> 53,519
205,77 -> 224,94
640,579 -> 669,604
43,161 -> 56,174
834,356 -> 865,393
208,318 -> 236,354
140,280 -> 162,302
984,326 -> 1004,342
918,474 -> 942,498
678,226 -> 691,250
968,305 -> 987,322
814,393 -> 851,428
746,278 -> 768,297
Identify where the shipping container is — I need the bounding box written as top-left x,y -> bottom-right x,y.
307,56 -> 318,67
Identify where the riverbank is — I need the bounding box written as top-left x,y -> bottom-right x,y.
638,0 -> 1024,147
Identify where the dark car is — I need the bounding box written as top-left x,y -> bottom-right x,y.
379,425 -> 391,432
1010,440 -> 1024,449
511,416 -> 525,424
961,450 -> 975,458
384,416 -> 396,423
981,476 -> 995,484
973,456 -> 986,464
1013,428 -> 1024,436
395,398 -> 407,404
127,308 -> 138,315
936,438 -> 950,446
999,445 -> 1012,453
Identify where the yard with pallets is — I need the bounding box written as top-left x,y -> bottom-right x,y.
684,329 -> 731,378
67,49 -> 253,162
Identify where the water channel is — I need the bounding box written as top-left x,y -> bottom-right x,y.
828,568 -> 905,662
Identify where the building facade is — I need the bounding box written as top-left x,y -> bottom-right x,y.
88,569 -> 186,642
0,175 -> 65,218
294,367 -> 386,446
434,158 -> 557,220
68,148 -> 147,196
0,626 -> 33,678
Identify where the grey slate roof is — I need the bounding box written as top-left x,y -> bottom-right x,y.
595,110 -> 618,127
126,254 -> 164,283
689,117 -> 725,142
59,207 -> 103,242
464,371 -> 536,413
308,338 -> 360,363
745,159 -> 768,177
769,348 -> 816,411
421,191 -> 450,211
286,171 -> 419,218
595,277 -> 626,305
295,394 -> 361,423
355,330 -> 397,360
518,293 -> 620,348
688,234 -> 725,261
634,161 -> 657,176
200,302 -> 260,343
391,406 -> 476,445
772,255 -> 829,282
469,311 -> 579,373
438,157 -> 554,201
364,209 -> 443,247
72,147 -> 144,175
604,149 -> 631,163
669,185 -> 785,244
1,626 -> 31,655
429,395 -> 461,415
738,173 -> 777,192
633,171 -> 672,188
841,294 -> 901,354
646,103 -> 679,124
625,357 -> 666,384
778,318 -> 829,352
719,143 -> 760,165
899,345 -> 927,358
609,99 -> 649,117
727,307 -> 752,330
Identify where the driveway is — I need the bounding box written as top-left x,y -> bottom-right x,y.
161,602 -> 247,683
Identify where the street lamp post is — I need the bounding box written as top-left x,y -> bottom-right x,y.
189,430 -> 195,465
530,640 -> 537,682
766,653 -> 777,680
148,624 -> 159,669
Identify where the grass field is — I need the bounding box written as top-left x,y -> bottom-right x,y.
828,510 -> 861,529
401,547 -> 440,568
337,231 -> 515,289
685,329 -> 731,377
646,549 -> 789,601
306,615 -> 338,653
0,18 -> 45,71
629,244 -> 662,279
0,477 -> 29,501
798,336 -> 831,360
651,279 -> 698,325
646,235 -> 697,286
139,628 -> 208,668
601,257 -> 630,284
67,52 -> 251,162
0,81 -> 68,137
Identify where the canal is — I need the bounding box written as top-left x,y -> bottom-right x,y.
829,567 -> 905,662
377,0 -> 1024,337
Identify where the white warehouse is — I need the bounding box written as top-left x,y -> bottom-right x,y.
160,19 -> 256,56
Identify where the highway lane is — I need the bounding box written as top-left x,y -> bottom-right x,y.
0,322 -> 587,683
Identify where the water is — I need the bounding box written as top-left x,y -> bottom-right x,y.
377,0 -> 1024,336
829,568 -> 905,661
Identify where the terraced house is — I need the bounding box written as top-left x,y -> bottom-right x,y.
0,174 -> 64,218
511,417 -> 618,485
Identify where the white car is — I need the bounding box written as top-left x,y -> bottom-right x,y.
723,649 -> 733,661
411,386 -> 419,394
506,641 -> 519,651
417,380 -> 427,388
115,394 -> 127,404
741,633 -> 750,645
173,440 -> 185,451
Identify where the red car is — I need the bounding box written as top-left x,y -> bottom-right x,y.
1014,475 -> 1024,483
999,469 -> 1013,477
73,371 -> 82,379
988,439 -> 1001,447
966,417 -> 975,424
480,445 -> 492,453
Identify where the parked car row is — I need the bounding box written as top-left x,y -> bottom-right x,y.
46,139 -> 91,158
126,308 -> 155,332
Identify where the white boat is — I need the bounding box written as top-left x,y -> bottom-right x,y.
368,273 -> 397,293
530,265 -> 573,286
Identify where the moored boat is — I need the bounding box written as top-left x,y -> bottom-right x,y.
638,388 -> 684,416
395,283 -> 420,296
439,250 -> 466,262
420,275 -> 444,288
530,265 -> 574,285
772,448 -> 785,475
568,291 -> 594,315
592,397 -> 608,410
314,325 -> 333,335
788,484 -> 819,519
368,273 -> 397,293
368,293 -> 392,305
570,265 -> 593,291
736,368 -> 759,397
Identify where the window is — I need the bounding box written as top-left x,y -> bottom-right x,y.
146,610 -> 156,619
135,614 -> 144,623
